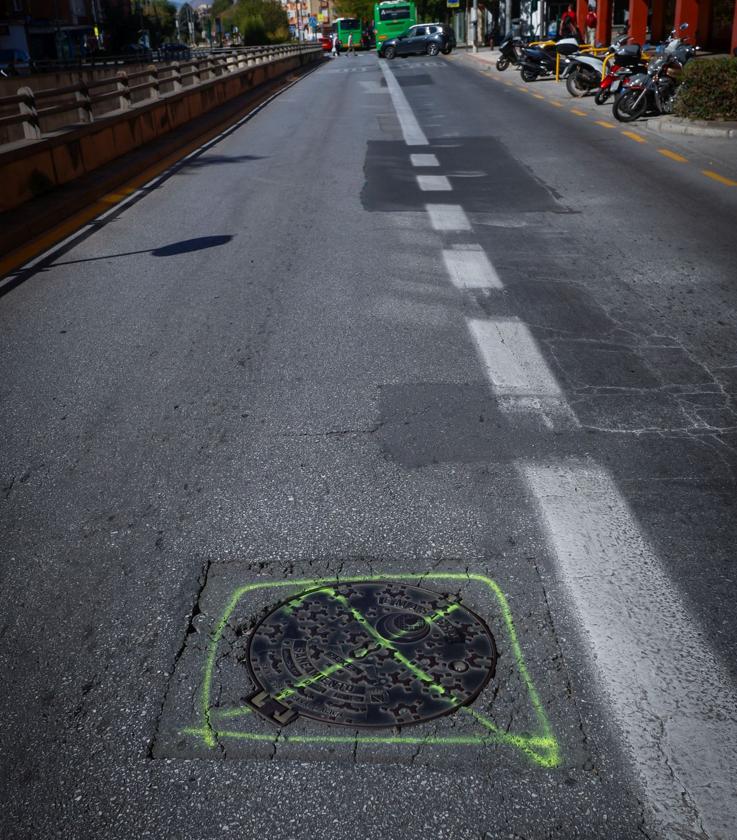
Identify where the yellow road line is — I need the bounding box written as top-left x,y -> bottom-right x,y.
571,109 -> 587,116
504,81 -> 515,87
658,148 -> 688,163
702,169 -> 737,187
548,100 -> 564,107
532,93 -> 545,99
595,120 -> 616,128
621,130 -> 646,143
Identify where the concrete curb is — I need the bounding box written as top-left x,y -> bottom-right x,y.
646,115 -> 737,138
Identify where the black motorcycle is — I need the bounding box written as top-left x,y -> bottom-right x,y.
518,37 -> 579,82
613,25 -> 696,122
496,35 -> 526,71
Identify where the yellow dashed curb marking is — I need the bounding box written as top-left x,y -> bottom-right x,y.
595,120 -> 616,128
658,149 -> 688,162
621,131 -> 647,143
571,109 -> 587,116
702,169 -> 737,187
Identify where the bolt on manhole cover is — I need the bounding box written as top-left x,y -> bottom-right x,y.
246,581 -> 497,728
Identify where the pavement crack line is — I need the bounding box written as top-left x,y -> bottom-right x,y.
147,556 -> 212,759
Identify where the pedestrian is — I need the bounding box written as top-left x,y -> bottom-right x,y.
331,32 -> 338,57
586,6 -> 597,45
347,31 -> 355,55
559,3 -> 578,39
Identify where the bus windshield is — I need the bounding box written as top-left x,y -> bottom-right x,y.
339,18 -> 360,28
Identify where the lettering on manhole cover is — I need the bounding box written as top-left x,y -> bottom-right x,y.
246,581 -> 497,728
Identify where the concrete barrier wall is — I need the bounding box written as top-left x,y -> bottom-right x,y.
0,50 -> 319,214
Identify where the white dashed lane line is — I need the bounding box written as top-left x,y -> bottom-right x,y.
425,203 -> 471,231
410,153 -> 440,167
521,460 -> 737,840
416,174 -> 452,191
466,317 -> 578,429
377,58 -> 428,146
442,246 -> 502,290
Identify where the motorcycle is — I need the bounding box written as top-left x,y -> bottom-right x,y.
518,37 -> 579,82
495,35 -> 526,71
565,34 -> 630,98
613,24 -> 696,122
594,42 -> 647,104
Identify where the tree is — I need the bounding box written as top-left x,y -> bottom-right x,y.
218,0 -> 289,43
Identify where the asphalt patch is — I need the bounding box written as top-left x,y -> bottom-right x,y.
362,137 -> 560,213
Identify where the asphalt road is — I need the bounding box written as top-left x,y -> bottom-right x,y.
2,49 -> 737,840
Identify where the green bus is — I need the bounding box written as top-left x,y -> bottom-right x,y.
373,1 -> 417,51
333,17 -> 362,50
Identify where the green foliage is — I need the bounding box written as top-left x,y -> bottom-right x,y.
674,57 -> 737,121
216,0 -> 289,43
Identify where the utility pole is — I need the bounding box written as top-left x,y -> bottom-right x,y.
472,0 -> 478,51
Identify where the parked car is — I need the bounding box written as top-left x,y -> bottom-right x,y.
160,42 -> 192,59
378,23 -> 456,59
320,35 -> 332,51
0,49 -> 35,76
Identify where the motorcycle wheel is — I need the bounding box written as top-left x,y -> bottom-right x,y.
496,57 -> 510,71
566,67 -> 596,97
520,66 -> 537,83
594,88 -> 611,105
613,89 -> 647,122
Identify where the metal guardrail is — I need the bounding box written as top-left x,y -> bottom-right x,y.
0,44 -> 320,144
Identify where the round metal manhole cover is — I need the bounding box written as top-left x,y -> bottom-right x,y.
246,581 -> 497,728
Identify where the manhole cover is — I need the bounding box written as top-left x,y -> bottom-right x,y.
246,581 -> 497,728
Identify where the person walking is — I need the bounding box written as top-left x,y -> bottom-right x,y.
586,6 -> 597,45
347,31 -> 355,54
331,32 -> 339,56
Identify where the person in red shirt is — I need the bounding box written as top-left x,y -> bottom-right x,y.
559,4 -> 579,39
586,6 -> 597,44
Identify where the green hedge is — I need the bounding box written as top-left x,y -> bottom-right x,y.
674,57 -> 737,121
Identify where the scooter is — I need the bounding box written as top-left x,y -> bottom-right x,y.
594,42 -> 647,104
518,37 -> 579,82
565,34 -> 630,97
496,35 -> 526,71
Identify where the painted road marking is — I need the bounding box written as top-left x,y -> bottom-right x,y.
571,109 -> 587,117
658,148 -> 687,163
378,59 -> 428,146
621,130 -> 646,143
416,174 -> 452,191
548,100 -> 564,107
467,317 -> 577,428
442,246 -> 502,289
522,460 -> 737,840
702,169 -> 737,187
426,204 -> 471,231
410,153 -> 440,167
532,93 -> 545,100
595,120 -> 616,129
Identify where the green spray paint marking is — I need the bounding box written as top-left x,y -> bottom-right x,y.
189,573 -> 561,767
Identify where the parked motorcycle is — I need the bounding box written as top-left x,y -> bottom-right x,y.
496,35 -> 526,71
613,24 -> 696,122
518,37 -> 579,82
594,42 -> 647,104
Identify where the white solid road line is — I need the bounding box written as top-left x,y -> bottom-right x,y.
410,153 -> 440,167
378,59 -> 429,146
467,317 -> 577,428
443,246 -> 502,290
522,459 -> 737,840
425,204 -> 471,231
416,175 -> 452,191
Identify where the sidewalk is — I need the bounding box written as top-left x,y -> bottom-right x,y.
459,47 -> 737,140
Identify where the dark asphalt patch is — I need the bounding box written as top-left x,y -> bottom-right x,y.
380,74 -> 434,87
361,137 -> 560,213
